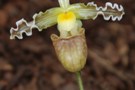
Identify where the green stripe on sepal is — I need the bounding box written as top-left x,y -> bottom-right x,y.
58,0 -> 70,9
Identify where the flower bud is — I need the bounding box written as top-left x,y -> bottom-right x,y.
51,29 -> 87,72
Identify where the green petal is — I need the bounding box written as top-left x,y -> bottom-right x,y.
58,0 -> 70,8
34,7 -> 64,31
68,3 -> 97,19
68,2 -> 124,21
10,7 -> 64,39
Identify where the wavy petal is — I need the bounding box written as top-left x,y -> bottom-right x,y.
10,8 -> 63,39
10,19 -> 36,39
68,2 -> 125,21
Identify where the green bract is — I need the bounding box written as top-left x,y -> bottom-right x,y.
10,0 -> 124,39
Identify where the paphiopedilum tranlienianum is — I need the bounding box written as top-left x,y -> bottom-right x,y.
10,0 -> 124,72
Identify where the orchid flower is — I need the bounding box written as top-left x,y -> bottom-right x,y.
10,0 -> 124,39
10,0 -> 124,72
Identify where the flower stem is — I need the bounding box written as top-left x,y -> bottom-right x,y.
76,71 -> 84,90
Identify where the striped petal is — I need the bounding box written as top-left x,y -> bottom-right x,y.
34,7 -> 63,30
68,2 -> 125,21
10,7 -> 63,39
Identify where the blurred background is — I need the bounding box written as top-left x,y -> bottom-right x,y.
0,0 -> 135,90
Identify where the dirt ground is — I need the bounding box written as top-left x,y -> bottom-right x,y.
0,0 -> 135,90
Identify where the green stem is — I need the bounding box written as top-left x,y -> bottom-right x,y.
76,71 -> 84,90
